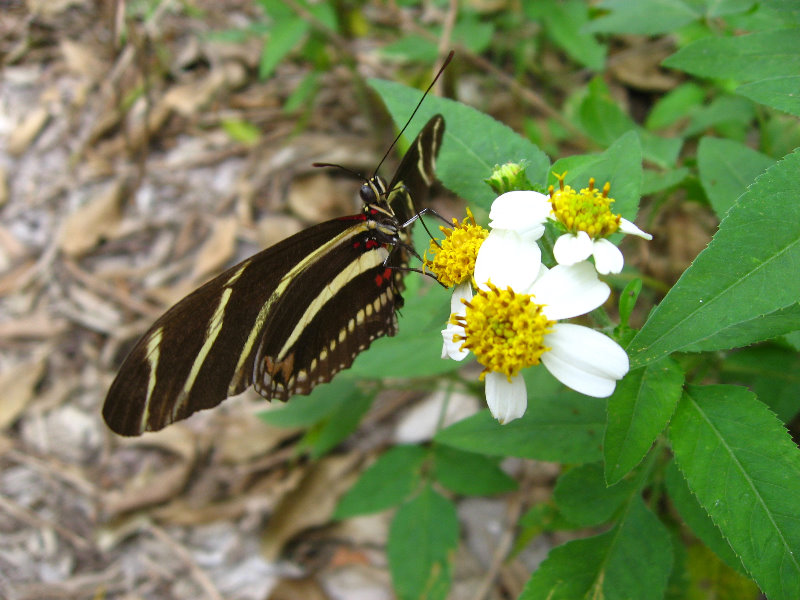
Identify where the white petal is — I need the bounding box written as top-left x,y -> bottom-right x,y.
541,323 -> 629,397
441,321 -> 469,360
592,238 -> 624,275
485,372 -> 527,424
473,229 -> 541,292
531,262 -> 610,320
450,281 -> 473,315
488,191 -> 551,239
619,218 -> 653,240
553,231 -> 593,266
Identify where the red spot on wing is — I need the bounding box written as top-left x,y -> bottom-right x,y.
375,267 -> 393,287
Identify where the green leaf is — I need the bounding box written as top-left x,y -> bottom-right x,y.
334,445 -> 428,519
618,278 -> 643,327
684,543 -> 763,600
553,463 -> 638,527
604,358 -> 684,484
388,485 -> 459,600
520,496 -> 672,600
738,76 -> 800,117
664,460 -> 746,574
585,0 -> 699,35
432,445 -> 517,496
539,0 -> 606,71
642,167 -> 689,195
669,385 -> 800,599
663,29 -> 800,81
435,373 -> 605,464
697,137 -> 775,218
259,18 -> 309,80
721,344 -> 800,423
577,79 -> 681,168
300,390 -> 372,459
550,130 -> 643,225
258,377 -> 358,428
628,149 -> 800,367
646,82 -> 706,131
684,94 -> 756,138
369,79 -> 551,209
512,502 -> 579,558
220,118 -> 261,145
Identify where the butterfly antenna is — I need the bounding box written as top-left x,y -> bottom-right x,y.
312,162 -> 365,180
372,50 -> 454,178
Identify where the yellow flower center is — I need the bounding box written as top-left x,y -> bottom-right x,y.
549,172 -> 620,239
423,209 -> 488,288
451,282 -> 555,380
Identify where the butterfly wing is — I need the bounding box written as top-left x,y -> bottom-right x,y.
103,217 -> 397,435
386,114 -> 445,224
103,115 -> 446,436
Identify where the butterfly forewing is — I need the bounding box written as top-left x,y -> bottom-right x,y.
103,114 -> 444,436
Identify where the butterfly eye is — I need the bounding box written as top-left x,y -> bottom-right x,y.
360,183 -> 378,204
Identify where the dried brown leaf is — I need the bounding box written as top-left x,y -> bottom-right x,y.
0,310 -> 68,339
0,353 -> 47,430
190,216 -> 238,281
261,454 -> 361,560
7,106 -> 50,155
214,416 -> 298,464
58,179 -> 124,257
102,461 -> 192,517
288,174 -> 352,222
60,38 -> 105,80
268,577 -> 327,600
0,165 -> 8,206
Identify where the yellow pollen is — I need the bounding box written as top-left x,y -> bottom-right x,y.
548,172 -> 621,239
451,282 -> 555,380
423,208 -> 488,288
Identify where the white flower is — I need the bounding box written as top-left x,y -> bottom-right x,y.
548,176 -> 652,274
448,261 -> 629,424
440,191 -> 550,360
552,218 -> 652,275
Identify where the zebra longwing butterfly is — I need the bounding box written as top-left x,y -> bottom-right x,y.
103,114 -> 445,435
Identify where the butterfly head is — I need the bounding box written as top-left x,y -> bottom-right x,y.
360,175 -> 389,206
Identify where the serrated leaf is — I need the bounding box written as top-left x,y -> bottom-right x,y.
721,344 -> 800,423
604,359 -> 684,484
369,79 -> 551,208
663,29 -> 800,81
697,137 -> 775,218
432,445 -> 517,496
628,149 -> 800,367
388,485 -> 459,600
519,496 -> 672,600
334,445 -> 428,519
664,460 -> 745,574
669,385 -> 800,600
553,462 -> 638,527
